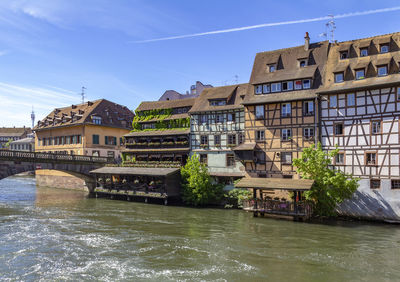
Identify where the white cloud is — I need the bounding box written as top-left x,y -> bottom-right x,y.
0,82 -> 80,127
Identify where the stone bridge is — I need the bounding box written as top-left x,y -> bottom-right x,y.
0,150 -> 113,191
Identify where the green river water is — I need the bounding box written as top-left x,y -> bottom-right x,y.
0,176 -> 400,281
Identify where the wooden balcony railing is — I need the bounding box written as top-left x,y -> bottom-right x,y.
242,199 -> 313,217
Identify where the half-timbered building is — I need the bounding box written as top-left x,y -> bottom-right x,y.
189,84 -> 247,188
319,32 -> 400,220
123,98 -> 195,166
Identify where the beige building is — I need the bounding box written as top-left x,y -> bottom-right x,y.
34,99 -> 134,159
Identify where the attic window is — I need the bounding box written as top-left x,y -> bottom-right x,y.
299,60 -> 307,67
355,69 -> 365,80
377,65 -> 388,76
210,100 -> 226,106
360,48 -> 368,57
380,44 -> 389,54
340,51 -> 348,60
268,64 -> 276,72
92,116 -> 102,125
335,72 -> 344,83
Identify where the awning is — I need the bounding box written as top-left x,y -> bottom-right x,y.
90,166 -> 180,176
353,60 -> 370,69
235,177 -> 314,191
232,143 -> 257,151
376,56 -> 392,66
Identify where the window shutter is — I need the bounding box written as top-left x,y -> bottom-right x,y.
114,137 -> 117,145
105,136 -> 108,145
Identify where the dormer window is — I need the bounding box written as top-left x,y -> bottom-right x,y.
360,48 -> 368,57
380,44 -> 389,54
335,72 -> 344,83
355,69 -> 365,80
299,60 -> 307,67
377,65 -> 388,76
255,85 -> 262,95
340,51 -> 348,60
302,79 -> 311,89
92,116 -> 102,125
210,100 -> 226,106
263,84 -> 270,93
269,64 -> 276,72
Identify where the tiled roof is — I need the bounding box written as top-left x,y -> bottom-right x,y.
136,98 -> 196,112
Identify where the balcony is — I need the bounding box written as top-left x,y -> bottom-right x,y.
125,140 -> 189,149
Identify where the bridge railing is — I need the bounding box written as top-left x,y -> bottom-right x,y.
0,150 -> 113,164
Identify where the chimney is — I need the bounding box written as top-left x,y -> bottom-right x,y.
304,32 -> 310,51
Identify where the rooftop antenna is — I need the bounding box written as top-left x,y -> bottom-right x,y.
327,15 -> 336,43
234,75 -> 239,84
80,86 -> 86,104
31,106 -> 35,129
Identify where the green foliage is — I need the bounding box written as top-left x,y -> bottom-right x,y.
5,138 -> 12,148
292,142 -> 359,217
181,154 -> 224,206
224,188 -> 252,209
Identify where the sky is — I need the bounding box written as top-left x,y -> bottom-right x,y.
0,0 -> 400,127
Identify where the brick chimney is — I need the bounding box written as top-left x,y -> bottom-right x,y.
304,32 -> 310,51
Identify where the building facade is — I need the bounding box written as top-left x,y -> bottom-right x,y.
319,32 -> 400,220
9,134 -> 35,152
0,127 -> 31,149
123,98 -> 195,165
189,84 -> 247,188
34,99 -> 134,159
158,81 -> 213,101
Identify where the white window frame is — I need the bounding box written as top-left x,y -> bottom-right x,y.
256,130 -> 265,141
302,79 -> 311,89
281,129 -> 292,141
360,48 -> 368,57
263,84 -> 270,94
271,82 -> 281,93
255,85 -> 262,94
294,80 -> 302,90
380,44 -> 389,54
377,65 -> 388,76
303,101 -> 314,116
303,127 -> 314,139
255,105 -> 264,119
335,72 -> 344,83
355,69 -> 365,80
371,121 -> 381,134
281,103 -> 291,117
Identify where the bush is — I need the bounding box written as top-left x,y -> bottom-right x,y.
181,154 -> 224,206
224,189 -> 252,208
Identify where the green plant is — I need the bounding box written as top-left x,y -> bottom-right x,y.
181,153 -> 224,206
224,188 -> 252,208
292,142 -> 359,217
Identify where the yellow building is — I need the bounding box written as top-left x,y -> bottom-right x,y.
34,99 -> 134,159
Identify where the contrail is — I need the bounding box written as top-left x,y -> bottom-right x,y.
134,6 -> 400,43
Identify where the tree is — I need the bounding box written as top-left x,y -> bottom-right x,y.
181,154 -> 224,206
292,142 -> 359,217
5,138 -> 12,149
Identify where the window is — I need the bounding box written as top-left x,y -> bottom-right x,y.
294,80 -> 302,90
210,100 -> 227,106
330,95 -> 337,108
226,154 -> 235,167
238,133 -> 244,144
335,153 -> 345,165
281,103 -> 291,117
271,82 -> 281,92
360,48 -> 368,57
216,114 -> 224,123
281,129 -> 292,141
355,69 -> 365,80
392,180 -> 400,189
366,152 -> 377,166
303,101 -> 314,116
200,135 -> 208,146
263,84 -> 270,94
377,65 -> 388,76
340,51 -> 348,60
200,115 -> 208,124
200,154 -> 208,165
335,123 -> 344,135
299,60 -> 307,67
255,130 -> 265,141
228,134 -> 236,146
227,113 -> 235,122
215,135 -> 221,146
92,134 -> 100,145
143,123 -> 155,129
255,105 -> 264,119
92,150 -> 100,157
370,179 -> 381,189
92,116 -> 102,125
255,151 -> 266,163
120,137 -> 123,145
302,79 -> 311,89
281,152 -> 292,164
397,88 -> 400,101
380,44 -> 389,53
269,64 -> 276,72
371,121 -> 381,134
255,85 -> 262,94
347,93 -> 355,107
303,128 -> 314,139
284,81 -> 293,91
105,136 -> 117,145
335,72 -> 344,83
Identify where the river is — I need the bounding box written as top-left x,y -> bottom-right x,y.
0,176 -> 400,281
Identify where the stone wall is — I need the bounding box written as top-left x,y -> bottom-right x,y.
35,169 -> 92,192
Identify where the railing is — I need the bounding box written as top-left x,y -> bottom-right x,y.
96,182 -> 166,195
242,199 -> 313,217
0,150 -> 113,164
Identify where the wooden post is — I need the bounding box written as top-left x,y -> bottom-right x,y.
253,188 -> 257,210
294,190 -> 298,214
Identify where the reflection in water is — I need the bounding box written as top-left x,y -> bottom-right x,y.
0,176 -> 400,281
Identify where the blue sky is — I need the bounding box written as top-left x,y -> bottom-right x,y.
0,0 -> 400,127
